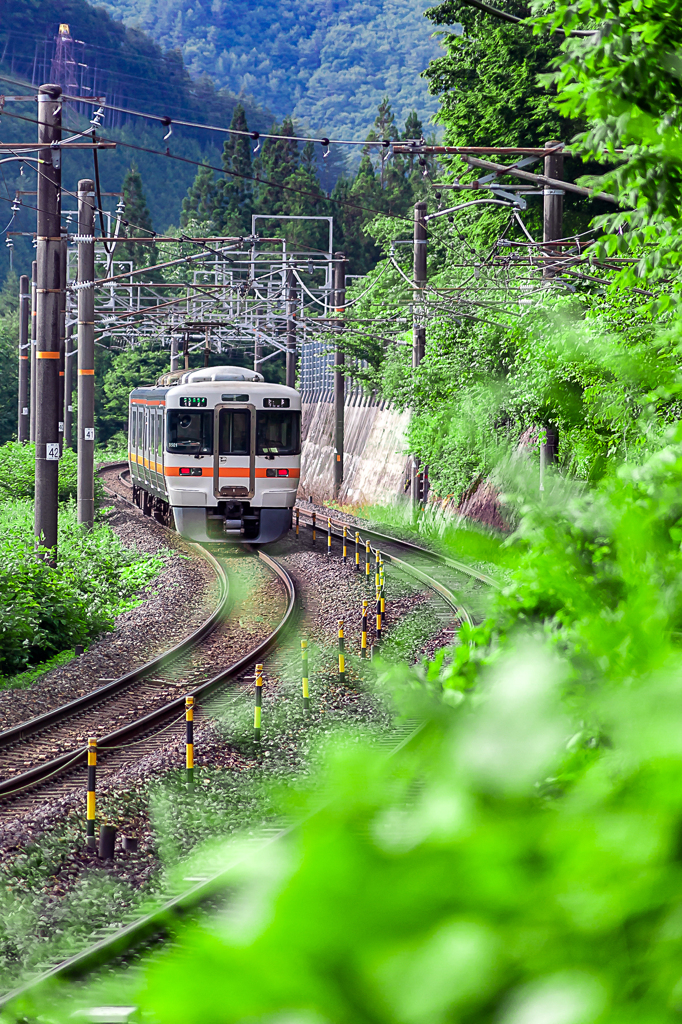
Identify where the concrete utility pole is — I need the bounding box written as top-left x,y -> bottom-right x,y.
204,328 -> 211,367
29,261 -> 36,443
34,83 -> 62,563
333,252 -> 346,499
77,177 -> 96,529
17,274 -> 29,443
543,141 -> 564,279
286,266 -> 296,389
58,231 -> 67,451
411,201 -> 427,505
170,334 -> 178,372
64,319 -> 73,448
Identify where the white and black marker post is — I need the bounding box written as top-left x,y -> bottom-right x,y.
77,178 -> 96,529
34,83 -> 62,564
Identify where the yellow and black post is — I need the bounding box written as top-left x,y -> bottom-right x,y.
380,562 -> 386,619
365,539 -> 371,580
327,516 -> 332,557
254,663 -> 263,741
86,737 -> 96,848
355,531 -> 360,571
361,599 -> 368,658
301,639 -> 310,712
312,511 -> 316,545
342,525 -> 348,563
375,549 -> 381,592
295,507 -> 299,537
185,696 -> 194,784
376,585 -> 382,642
338,620 -> 346,684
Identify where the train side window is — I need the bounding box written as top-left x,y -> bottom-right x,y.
256,411 -> 301,456
156,409 -> 162,461
167,410 -> 213,454
218,410 -> 250,455
129,406 -> 135,450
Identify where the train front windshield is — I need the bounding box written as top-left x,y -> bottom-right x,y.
256,411 -> 301,456
167,410 -> 213,454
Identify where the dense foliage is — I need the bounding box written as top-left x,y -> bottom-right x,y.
0,443 -> 165,678
96,0 -> 441,146
32,437 -> 682,1023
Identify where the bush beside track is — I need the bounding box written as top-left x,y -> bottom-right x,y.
0,444 -> 167,680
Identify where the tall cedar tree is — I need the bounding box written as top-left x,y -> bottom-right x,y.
214,103 -> 253,236
181,163 -> 218,231
119,165 -> 158,268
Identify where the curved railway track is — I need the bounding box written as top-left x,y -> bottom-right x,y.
294,506 -> 500,633
0,472 -> 298,813
0,473 -> 500,1013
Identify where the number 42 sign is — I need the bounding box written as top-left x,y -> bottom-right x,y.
46,443 -> 60,461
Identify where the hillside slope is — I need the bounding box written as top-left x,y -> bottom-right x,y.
97,0 -> 442,142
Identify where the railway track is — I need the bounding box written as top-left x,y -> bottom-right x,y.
0,718 -> 426,1015
294,506 -> 500,634
0,471 -> 499,1013
0,472 -> 297,814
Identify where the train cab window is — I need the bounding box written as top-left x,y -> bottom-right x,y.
256,410 -> 301,456
218,409 -> 250,455
167,410 -> 213,454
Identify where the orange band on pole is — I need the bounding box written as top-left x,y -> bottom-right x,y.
78,369 -> 95,375
36,351 -> 60,358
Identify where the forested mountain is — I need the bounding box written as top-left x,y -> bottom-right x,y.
96,0 -> 442,145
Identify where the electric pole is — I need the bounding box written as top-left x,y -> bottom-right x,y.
29,260 -> 37,442
64,319 -> 73,448
58,231 -> 67,451
34,83 -> 62,564
412,201 -> 427,505
543,141 -> 564,279
286,265 -> 296,389
333,252 -> 346,499
17,274 -> 29,443
77,178 -> 95,529
170,334 -> 178,372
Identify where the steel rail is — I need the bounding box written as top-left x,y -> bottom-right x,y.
296,508 -> 501,590
0,542 -> 229,756
0,548 -> 295,802
0,464 -> 297,801
0,719 -> 424,1010
295,508 -> 500,629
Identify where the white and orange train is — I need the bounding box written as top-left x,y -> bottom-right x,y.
128,366 -> 301,543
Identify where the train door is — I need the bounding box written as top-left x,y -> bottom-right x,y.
213,403 -> 256,500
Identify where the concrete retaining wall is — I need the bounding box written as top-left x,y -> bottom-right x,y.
299,399 -> 411,507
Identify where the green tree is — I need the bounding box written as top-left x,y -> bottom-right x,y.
255,117 -> 301,217
181,162 -> 219,233
214,103 -> 253,237
540,0 -> 682,306
118,164 -> 158,269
